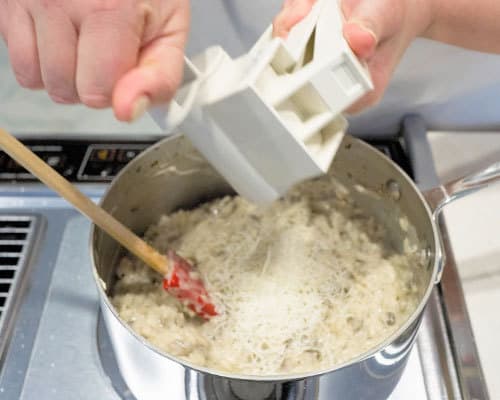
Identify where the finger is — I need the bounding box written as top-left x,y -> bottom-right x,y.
7,1 -> 43,89
76,9 -> 141,108
112,37 -> 185,122
272,0 -> 316,38
342,0 -> 403,59
343,23 -> 377,59
344,38 -> 403,114
33,6 -> 78,103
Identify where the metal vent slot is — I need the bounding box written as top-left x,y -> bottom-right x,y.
0,215 -> 41,360
0,256 -> 19,265
0,232 -> 27,240
0,220 -> 31,228
0,244 -> 23,253
0,270 -> 15,279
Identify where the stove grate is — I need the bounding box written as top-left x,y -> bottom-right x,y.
0,215 -> 41,359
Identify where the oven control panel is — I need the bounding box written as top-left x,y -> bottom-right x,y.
0,138 -> 412,183
0,140 -> 153,182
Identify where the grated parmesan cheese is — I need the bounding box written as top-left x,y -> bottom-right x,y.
112,175 -> 425,375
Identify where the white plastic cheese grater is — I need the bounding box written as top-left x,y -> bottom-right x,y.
150,0 -> 373,204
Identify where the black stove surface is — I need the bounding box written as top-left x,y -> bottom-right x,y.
0,137 -> 413,183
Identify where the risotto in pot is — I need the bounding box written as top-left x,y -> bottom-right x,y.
111,175 -> 425,375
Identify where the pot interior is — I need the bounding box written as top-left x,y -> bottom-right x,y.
91,133 -> 437,377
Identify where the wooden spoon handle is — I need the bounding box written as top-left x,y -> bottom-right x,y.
0,128 -> 168,276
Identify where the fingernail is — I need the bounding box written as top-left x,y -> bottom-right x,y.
131,95 -> 150,121
349,20 -> 378,43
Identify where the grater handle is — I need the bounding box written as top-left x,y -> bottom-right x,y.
162,57 -> 202,133
148,56 -> 201,132
149,49 -> 227,133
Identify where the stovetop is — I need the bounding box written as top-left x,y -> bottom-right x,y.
0,118 -> 489,399
1,215 -> 429,400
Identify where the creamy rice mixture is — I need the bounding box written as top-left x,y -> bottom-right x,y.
112,175 -> 425,375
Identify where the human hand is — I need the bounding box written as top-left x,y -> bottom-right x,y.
0,0 -> 189,121
273,0 -> 433,113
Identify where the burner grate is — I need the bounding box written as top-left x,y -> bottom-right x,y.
0,215 -> 41,360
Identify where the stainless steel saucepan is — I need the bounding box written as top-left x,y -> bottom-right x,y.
90,126 -> 499,400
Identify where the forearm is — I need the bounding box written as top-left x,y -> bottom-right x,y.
423,0 -> 500,53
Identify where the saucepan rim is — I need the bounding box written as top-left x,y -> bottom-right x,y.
89,134 -> 441,382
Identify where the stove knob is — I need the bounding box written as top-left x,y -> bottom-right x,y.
46,155 -> 62,167
100,166 -> 114,177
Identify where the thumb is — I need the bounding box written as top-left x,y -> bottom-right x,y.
342,0 -> 402,59
112,39 -> 185,122
112,6 -> 189,123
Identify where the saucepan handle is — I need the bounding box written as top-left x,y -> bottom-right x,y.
423,161 -> 500,218
423,161 -> 500,283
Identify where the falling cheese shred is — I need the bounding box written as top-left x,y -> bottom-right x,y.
112,175 -> 425,375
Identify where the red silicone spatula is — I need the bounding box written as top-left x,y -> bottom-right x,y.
0,127 -> 217,319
